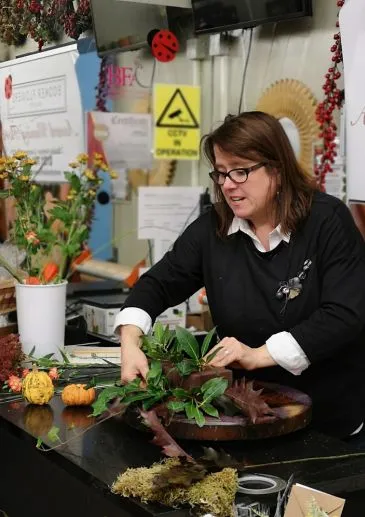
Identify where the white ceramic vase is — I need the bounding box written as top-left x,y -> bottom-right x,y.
15,281 -> 67,361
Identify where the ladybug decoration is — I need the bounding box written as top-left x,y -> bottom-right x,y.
149,29 -> 179,63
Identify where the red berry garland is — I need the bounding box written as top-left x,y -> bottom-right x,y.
0,0 -> 92,50
315,0 -> 345,190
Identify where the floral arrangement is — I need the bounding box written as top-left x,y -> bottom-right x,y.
0,151 -> 117,285
0,0 -> 92,50
314,0 -> 345,189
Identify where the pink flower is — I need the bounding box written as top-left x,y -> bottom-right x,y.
21,368 -> 30,378
8,375 -> 22,393
48,367 -> 59,381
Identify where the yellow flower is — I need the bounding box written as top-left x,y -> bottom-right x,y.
14,151 -> 27,160
69,162 -> 78,169
67,193 -> 75,200
100,163 -> 109,172
0,173 -> 5,179
5,158 -> 16,166
77,153 -> 88,164
19,175 -> 30,181
31,184 -> 38,191
83,168 -> 96,181
93,152 -> 103,161
87,189 -> 96,197
110,170 -> 118,179
0,157 -> 6,165
25,158 -> 37,166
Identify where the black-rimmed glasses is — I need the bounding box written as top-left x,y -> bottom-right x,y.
209,162 -> 267,185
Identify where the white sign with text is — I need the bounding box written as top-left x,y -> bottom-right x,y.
0,45 -> 83,182
138,186 -> 204,240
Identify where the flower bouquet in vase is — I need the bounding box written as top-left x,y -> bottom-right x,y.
0,151 -> 116,360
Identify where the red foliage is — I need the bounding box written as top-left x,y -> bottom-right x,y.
0,334 -> 24,384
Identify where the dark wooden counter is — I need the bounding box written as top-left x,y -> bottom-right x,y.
1,395 -> 365,517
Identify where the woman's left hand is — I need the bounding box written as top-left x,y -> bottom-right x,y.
204,337 -> 276,370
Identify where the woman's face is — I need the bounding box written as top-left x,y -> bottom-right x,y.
213,145 -> 278,224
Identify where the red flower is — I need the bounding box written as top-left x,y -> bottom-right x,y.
8,375 -> 22,393
48,367 -> 59,381
22,368 -> 30,378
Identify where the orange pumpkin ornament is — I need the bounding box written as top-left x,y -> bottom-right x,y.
61,384 -> 96,406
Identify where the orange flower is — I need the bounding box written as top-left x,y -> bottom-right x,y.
25,231 -> 40,246
8,375 -> 22,393
41,262 -> 59,283
48,367 -> 59,381
25,276 -> 41,285
22,368 -> 30,378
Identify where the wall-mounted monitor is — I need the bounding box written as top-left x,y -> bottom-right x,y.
191,0 -> 313,35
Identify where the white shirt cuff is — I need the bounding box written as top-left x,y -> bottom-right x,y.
266,331 -> 310,376
113,307 -> 152,336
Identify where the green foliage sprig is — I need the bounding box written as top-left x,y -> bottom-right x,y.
0,152 -> 117,283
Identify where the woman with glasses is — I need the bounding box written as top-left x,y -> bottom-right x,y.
115,111 -> 365,439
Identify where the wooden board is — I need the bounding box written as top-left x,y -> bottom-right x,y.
124,381 -> 312,441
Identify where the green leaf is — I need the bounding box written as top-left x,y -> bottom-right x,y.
176,359 -> 198,376
175,326 -> 200,361
85,377 -> 96,389
0,190 -> 10,198
147,360 -> 162,386
123,392 -> 152,404
59,349 -> 70,364
167,400 -> 186,412
91,386 -> 125,416
200,377 -> 228,405
171,388 -> 190,399
47,426 -> 60,443
123,378 -> 142,393
205,346 -> 223,364
29,346 -> 36,357
36,437 -> 43,449
185,400 -> 196,420
142,393 -> 166,410
43,353 -> 55,359
153,321 -> 165,343
201,327 -> 216,357
49,206 -> 73,225
202,403 -> 219,418
191,405 -> 205,427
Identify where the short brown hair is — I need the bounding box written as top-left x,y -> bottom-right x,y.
202,111 -> 316,237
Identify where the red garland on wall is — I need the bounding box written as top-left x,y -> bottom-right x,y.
314,0 -> 345,190
0,0 -> 92,51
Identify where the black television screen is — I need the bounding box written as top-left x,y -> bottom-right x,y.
192,0 -> 312,34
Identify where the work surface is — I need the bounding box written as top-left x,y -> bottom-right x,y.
1,396 -> 365,517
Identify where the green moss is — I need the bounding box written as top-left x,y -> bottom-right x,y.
112,458 -> 238,517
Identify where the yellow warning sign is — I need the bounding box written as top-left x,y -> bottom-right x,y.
154,84 -> 200,160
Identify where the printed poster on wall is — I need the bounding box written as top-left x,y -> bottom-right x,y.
87,111 -> 153,200
153,84 -> 201,160
0,45 -> 84,183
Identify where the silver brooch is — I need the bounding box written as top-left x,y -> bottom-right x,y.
276,259 -> 312,302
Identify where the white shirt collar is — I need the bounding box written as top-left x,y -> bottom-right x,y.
228,217 -> 290,252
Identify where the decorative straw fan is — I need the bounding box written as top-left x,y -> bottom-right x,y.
128,97 -> 176,191
256,79 -> 319,175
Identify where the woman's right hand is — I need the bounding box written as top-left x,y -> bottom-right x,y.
121,343 -> 149,384
120,325 -> 149,384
